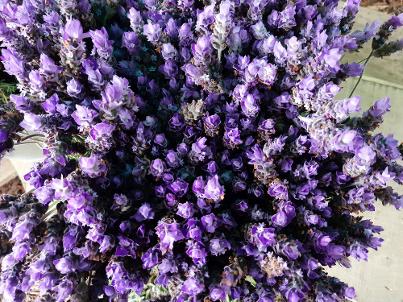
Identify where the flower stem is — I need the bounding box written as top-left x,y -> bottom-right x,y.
19,133 -> 45,142
348,49 -> 374,98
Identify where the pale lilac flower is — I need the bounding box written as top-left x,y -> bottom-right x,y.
89,28 -> 113,58
20,113 -> 42,131
79,154 -> 107,178
63,19 -> 84,41
203,175 -> 225,202
143,21 -> 161,43
368,97 -> 391,118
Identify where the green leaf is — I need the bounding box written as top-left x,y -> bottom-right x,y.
0,81 -> 17,104
245,275 -> 257,287
128,291 -> 143,302
71,135 -> 86,144
225,295 -> 240,302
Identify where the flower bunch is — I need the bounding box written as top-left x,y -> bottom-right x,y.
0,0 -> 402,301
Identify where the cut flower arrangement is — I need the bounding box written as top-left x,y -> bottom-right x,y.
0,0 -> 403,301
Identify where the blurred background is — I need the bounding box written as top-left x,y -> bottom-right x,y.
0,2 -> 402,302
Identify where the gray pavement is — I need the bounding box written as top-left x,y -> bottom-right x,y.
329,6 -> 403,302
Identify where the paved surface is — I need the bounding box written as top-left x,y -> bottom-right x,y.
342,6 -> 403,86
329,7 -> 403,302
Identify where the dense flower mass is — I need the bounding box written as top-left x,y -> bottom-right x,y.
0,0 -> 402,301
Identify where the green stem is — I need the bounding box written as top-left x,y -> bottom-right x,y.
15,140 -> 44,146
19,133 -> 45,142
348,49 -> 374,98
357,57 -> 368,64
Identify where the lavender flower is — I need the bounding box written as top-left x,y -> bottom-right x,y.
63,19 -> 84,41
89,28 -> 113,59
0,1 -> 402,301
143,21 -> 161,44
201,175 -> 223,202
368,97 -> 391,118
79,154 -> 107,178
20,113 -> 42,131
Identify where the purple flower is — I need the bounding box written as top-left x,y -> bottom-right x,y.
356,145 -> 376,165
209,237 -> 231,256
99,235 -> 114,253
63,19 -> 84,41
203,114 -> 221,136
249,224 -> 276,250
271,203 -> 296,227
89,122 -> 115,140
134,203 -> 155,222
141,247 -> 160,269
79,154 -> 107,178
29,70 -> 44,90
186,219 -> 203,241
251,21 -> 268,40
192,176 -> 205,198
20,113 -> 42,131
344,287 -> 356,299
0,1 -> 401,300
54,257 -> 76,274
42,94 -> 59,114
40,54 -> 62,74
43,11 -> 60,25
71,105 -> 98,127
201,213 -> 218,233
12,242 -> 31,261
34,186 -> 55,205
89,28 -> 113,58
186,240 -> 207,266
267,181 -> 288,200
1,49 -> 25,78
373,134 -> 401,161
386,13 -> 403,28
55,279 -> 74,302
122,31 -> 140,54
156,221 -> 184,254
332,96 -> 361,121
241,94 -> 260,117
143,21 -> 161,43
176,202 -> 195,219
224,127 -> 242,148
168,179 -> 189,197
166,150 -> 181,167
10,94 -> 32,111
165,18 -> 178,38
128,8 -> 143,32
66,79 -> 83,97
196,3 -> 215,31
0,129 -> 8,143
193,35 -> 212,64
342,63 -> 363,77
181,277 -> 204,296
150,158 -> 166,177
324,48 -> 342,69
282,241 -> 301,260
285,289 -> 304,302
203,175 -> 225,202
368,97 -> 391,118
258,63 -> 277,85
161,43 -> 177,60
210,287 -> 226,301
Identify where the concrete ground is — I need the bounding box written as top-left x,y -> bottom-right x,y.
329,6 -> 403,302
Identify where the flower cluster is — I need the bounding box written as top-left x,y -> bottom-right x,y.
0,0 -> 402,301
